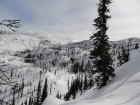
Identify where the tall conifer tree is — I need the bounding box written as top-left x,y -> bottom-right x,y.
90,0 -> 115,88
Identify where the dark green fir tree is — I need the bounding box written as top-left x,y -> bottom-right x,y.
29,96 -> 33,105
121,46 -> 130,64
90,0 -> 115,89
35,80 -> 42,105
71,81 -> 76,99
42,78 -> 48,103
56,91 -> 60,99
84,73 -> 88,90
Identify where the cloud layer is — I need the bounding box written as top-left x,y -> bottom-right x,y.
22,30 -> 79,44
0,0 -> 140,41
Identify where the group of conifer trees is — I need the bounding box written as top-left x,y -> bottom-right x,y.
2,0 -> 134,104
64,73 -> 93,101
117,46 -> 130,66
63,0 -> 117,100
18,78 -> 48,105
70,59 -> 90,75
34,78 -> 48,105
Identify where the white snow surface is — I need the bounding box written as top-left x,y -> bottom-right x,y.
0,33 -> 140,105
0,33 -> 39,52
43,45 -> 140,105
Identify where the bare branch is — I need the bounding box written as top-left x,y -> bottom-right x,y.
0,68 -> 22,86
0,19 -> 22,33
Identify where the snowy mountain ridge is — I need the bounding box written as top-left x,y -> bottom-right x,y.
0,34 -> 39,53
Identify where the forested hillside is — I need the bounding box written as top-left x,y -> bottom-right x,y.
0,33 -> 140,105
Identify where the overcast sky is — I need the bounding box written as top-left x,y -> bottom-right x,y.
0,0 -> 140,41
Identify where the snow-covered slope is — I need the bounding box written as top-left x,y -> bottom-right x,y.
0,34 -> 39,52
0,33 -> 78,105
43,43 -> 140,105
1,33 -> 140,105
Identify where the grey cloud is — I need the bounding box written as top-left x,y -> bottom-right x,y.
0,0 -> 140,41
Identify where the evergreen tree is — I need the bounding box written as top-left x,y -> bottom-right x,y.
29,96 -> 32,105
59,94 -> 61,99
35,80 -> 42,105
134,43 -> 139,49
12,88 -> 16,105
89,78 -> 93,88
21,78 -> 24,98
80,59 -> 84,72
79,78 -> 82,90
126,44 -> 130,62
64,92 -> 70,101
117,52 -> 122,67
121,46 -> 130,64
79,78 -> 83,95
84,73 -> 88,90
71,62 -> 80,74
71,81 -> 76,99
56,91 -> 60,99
65,77 -> 82,101
42,78 -> 48,103
67,79 -> 69,90
90,0 -> 115,89
11,69 -> 14,78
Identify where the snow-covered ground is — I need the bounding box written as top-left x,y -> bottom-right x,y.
0,33 -> 140,105
43,43 -> 140,105
0,33 -> 79,105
